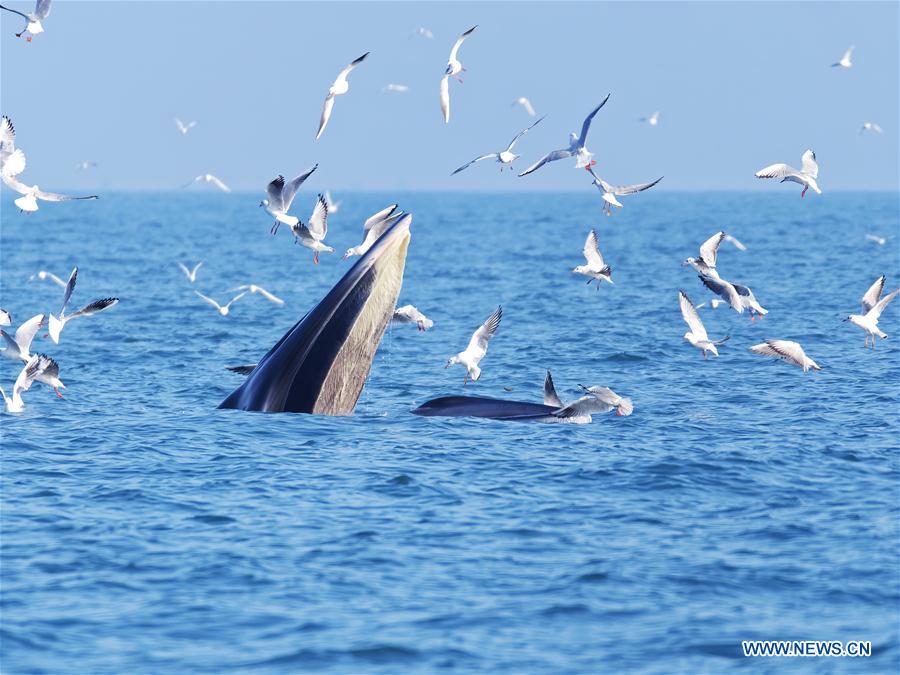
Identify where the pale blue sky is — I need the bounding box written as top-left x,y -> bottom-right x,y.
1,1 -> 897,192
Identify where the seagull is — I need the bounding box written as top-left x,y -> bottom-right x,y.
0,355 -> 47,413
74,160 -> 97,171
324,190 -> 341,213
511,97 -> 536,116
260,165 -> 318,234
383,84 -> 409,93
866,234 -> 891,245
723,234 -> 747,251
518,94 -> 611,176
229,284 -> 284,305
0,308 -> 10,326
28,270 -> 67,288
639,111 -> 660,126
440,25 -> 477,124
291,194 -> 334,264
696,274 -> 743,314
0,313 -> 43,363
392,305 -> 434,331
445,305 -> 501,384
831,46 -> 854,68
750,340 -> 821,372
844,275 -> 900,348
0,115 -> 15,165
33,353 -> 64,396
174,118 -> 197,135
48,268 -> 119,344
194,290 -> 246,317
859,122 -> 883,134
0,0 -> 51,40
343,203 -> 402,258
755,149 -> 821,197
542,372 -> 633,421
451,117 -> 544,175
2,149 -> 99,212
585,163 -> 662,215
573,229 -> 612,287
183,174 -> 231,192
683,231 -> 726,278
316,52 -> 369,140
575,385 -> 634,417
177,261 -> 203,283
412,27 -> 434,39
679,290 -> 729,359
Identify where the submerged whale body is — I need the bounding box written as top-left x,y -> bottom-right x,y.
411,395 -> 562,422
219,214 -> 412,414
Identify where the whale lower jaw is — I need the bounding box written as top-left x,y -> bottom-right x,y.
410,395 -> 590,423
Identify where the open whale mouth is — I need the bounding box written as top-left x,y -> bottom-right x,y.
219,213 -> 412,415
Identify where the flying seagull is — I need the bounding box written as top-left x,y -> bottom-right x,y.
48,268 -> 119,344
859,122 -> 883,135
343,203 -> 402,258
512,97 -> 536,116
0,313 -> 43,363
261,165 -> 318,234
392,305 -> 434,331
844,275 -> 900,348
683,231 -> 726,278
183,174 -> 231,192
0,0 -> 51,40
543,372 -> 634,421
412,27 -> 434,39
451,117 -> 544,175
518,94 -> 611,177
865,234 -> 891,246
291,194 -> 334,264
316,52 -> 369,140
229,284 -> 284,305
573,229 -> 612,287
323,190 -> 341,213
585,163 -> 662,215
28,270 -> 67,288
831,46 -> 853,68
750,340 -> 821,372
679,290 -> 729,359
194,290 -> 246,317
383,83 -> 409,93
74,160 -> 97,171
0,355 -> 47,413
174,118 -> 197,135
0,309 -> 10,326
639,111 -> 660,126
440,25 -> 477,124
755,149 -> 821,197
446,305 -> 501,384
2,149 -> 98,212
177,261 -> 203,283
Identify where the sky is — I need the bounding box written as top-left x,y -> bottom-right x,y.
0,1 -> 898,192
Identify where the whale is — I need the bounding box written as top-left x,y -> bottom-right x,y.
219,213 -> 412,414
411,395 -> 564,422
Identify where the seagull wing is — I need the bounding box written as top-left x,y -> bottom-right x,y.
250,286 -> 284,305
755,163 -> 797,179
465,306 -> 502,357
306,194 -> 329,240
177,262 -> 190,278
505,115 -> 545,152
517,148 -> 572,177
0,116 -> 15,154
605,175 -> 663,196
698,274 -> 744,313
866,288 -> 900,321
266,175 -> 286,211
0,4 -> 29,22
35,189 -> 99,202
679,290 -> 708,340
861,275 -> 885,313
2,148 -> 26,177
543,370 -> 564,408
699,231 -> 726,268
316,94 -> 335,140
451,153 -> 497,175
281,164 -> 319,211
334,52 -> 369,87
194,290 -> 222,311
206,175 -> 230,192
751,340 -> 805,364
439,75 -> 450,124
448,25 -> 476,62
723,234 -> 747,251
800,150 -> 818,178
67,297 -> 118,320
519,98 -> 536,116
583,229 -> 605,267
575,93 -> 611,150
190,262 -> 203,278
59,267 -> 77,316
35,0 -> 52,21
363,204 -> 398,231
14,313 -> 44,352
13,355 -> 44,398
224,292 -> 248,310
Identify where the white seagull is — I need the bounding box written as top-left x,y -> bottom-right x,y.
392,305 -> 434,331
542,372 -> 633,421
174,118 -> 197,135
573,229 -> 612,287
679,290 -> 729,359
844,275 -> 900,348
383,84 -> 409,93
755,149 -> 821,197
831,46 -> 854,68
0,0 -> 51,40
324,190 -> 341,213
183,174 -> 231,192
518,94 -> 611,176
695,298 -> 728,310
177,261 -> 203,283
0,313 -> 43,363
865,234 -> 891,246
859,122 -> 883,135
33,353 -> 64,396
229,284 -> 284,305
585,163 -> 662,215
0,355 -> 47,413
316,52 -> 369,140
2,149 -> 98,212
750,340 -> 821,372
0,115 -> 15,165
74,160 -> 97,171
343,203 -> 402,258
683,231 -> 726,278
440,25 -> 477,124
695,274 -> 744,314
291,194 -> 334,264
412,27 -> 434,39
511,97 -> 536,116
0,308 -> 10,326
445,305 -> 501,384
639,111 -> 660,126
451,117 -> 544,175
261,165 -> 318,234
194,290 -> 246,317
48,268 -> 119,344
28,269 -> 67,288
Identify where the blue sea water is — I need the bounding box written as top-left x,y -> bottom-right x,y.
0,190 -> 898,673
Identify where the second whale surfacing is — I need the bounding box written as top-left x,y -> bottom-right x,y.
219,213 -> 412,414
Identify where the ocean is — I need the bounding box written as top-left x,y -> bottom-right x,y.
1,190 -> 898,672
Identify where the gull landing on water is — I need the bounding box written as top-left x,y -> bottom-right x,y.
446,306 -> 501,384
451,117 -> 544,175
316,52 -> 369,140
392,305 -> 433,331
518,94 -> 611,177
0,355 -> 47,413
183,174 -> 231,192
573,229 -> 612,287
679,290 -> 729,360
343,204 -> 402,258
440,25 -> 477,124
844,275 -> 900,348
48,268 -> 118,344
585,162 -> 662,215
0,0 -> 51,40
831,46 -> 854,68
291,194 -> 334,264
177,261 -> 203,283
755,149 -> 821,197
261,165 -> 318,234
750,340 -> 821,372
